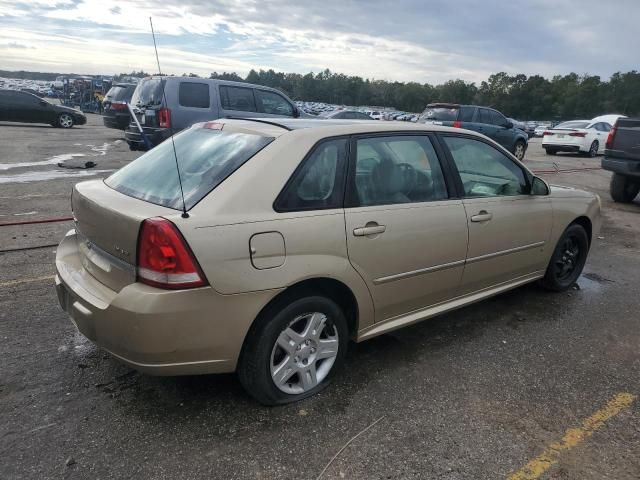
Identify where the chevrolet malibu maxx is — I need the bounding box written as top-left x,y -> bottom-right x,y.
56,119 -> 601,405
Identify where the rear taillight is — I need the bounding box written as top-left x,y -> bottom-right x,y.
606,126 -> 616,149
111,101 -> 128,111
569,132 -> 587,137
158,108 -> 171,128
137,218 -> 206,289
543,131 -> 553,136
452,120 -> 462,128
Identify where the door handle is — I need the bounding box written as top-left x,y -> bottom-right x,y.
470,210 -> 493,222
353,223 -> 386,236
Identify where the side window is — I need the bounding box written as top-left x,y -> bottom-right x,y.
444,136 -> 528,197
477,108 -> 491,125
459,107 -> 475,122
275,139 -> 347,211
255,90 -> 293,116
489,110 -> 507,126
601,123 -> 611,132
351,136 -> 448,207
14,93 -> 38,106
178,82 -> 210,108
219,86 -> 256,112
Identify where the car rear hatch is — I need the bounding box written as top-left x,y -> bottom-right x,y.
543,128 -> 587,146
418,103 -> 460,125
129,77 -> 166,129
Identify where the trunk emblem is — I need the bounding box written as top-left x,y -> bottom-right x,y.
114,245 -> 130,257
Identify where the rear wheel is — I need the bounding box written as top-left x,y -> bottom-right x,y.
587,140 -> 598,158
539,224 -> 589,292
57,113 -> 74,128
238,295 -> 348,405
513,140 -> 526,161
610,173 -> 640,203
545,148 -> 556,156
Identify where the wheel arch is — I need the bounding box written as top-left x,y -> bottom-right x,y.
570,215 -> 593,246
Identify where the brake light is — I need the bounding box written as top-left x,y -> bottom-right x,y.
453,120 -> 462,128
543,131 -> 554,136
137,218 -> 207,289
158,108 -> 171,128
606,126 -> 616,149
569,132 -> 587,137
111,101 -> 127,111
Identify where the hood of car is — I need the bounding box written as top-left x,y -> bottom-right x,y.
549,184 -> 596,199
53,104 -> 85,116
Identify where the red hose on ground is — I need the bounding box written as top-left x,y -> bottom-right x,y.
0,217 -> 74,227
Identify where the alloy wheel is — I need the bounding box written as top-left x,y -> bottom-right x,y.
554,235 -> 581,281
59,114 -> 73,128
270,312 -> 339,394
514,143 -> 525,160
589,141 -> 598,157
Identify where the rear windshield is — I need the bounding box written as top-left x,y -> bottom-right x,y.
105,127 -> 274,210
555,121 -> 589,129
106,85 -> 135,102
421,107 -> 459,121
130,78 -> 164,107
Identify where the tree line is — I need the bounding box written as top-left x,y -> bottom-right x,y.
5,67 -> 639,120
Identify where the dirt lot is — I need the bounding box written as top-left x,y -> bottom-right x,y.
1,115 -> 638,479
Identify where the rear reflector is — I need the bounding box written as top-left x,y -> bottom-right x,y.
543,131 -> 554,136
569,132 -> 587,137
452,121 -> 462,128
137,218 -> 206,289
606,126 -> 616,149
111,101 -> 128,111
159,108 -> 171,128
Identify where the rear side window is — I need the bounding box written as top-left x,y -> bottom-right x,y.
179,82 -> 210,108
477,108 -> 492,125
275,139 -> 347,211
255,90 -> 293,116
106,128 -> 274,210
459,107 -> 475,122
421,107 -> 459,121
220,86 -> 256,112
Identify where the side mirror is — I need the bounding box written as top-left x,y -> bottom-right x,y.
505,120 -> 513,129
531,176 -> 549,196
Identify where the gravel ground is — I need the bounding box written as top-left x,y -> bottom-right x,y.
0,116 -> 638,479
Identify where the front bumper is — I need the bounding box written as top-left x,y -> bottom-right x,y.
55,229 -> 277,375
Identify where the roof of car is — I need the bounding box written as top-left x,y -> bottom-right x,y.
217,117 -> 477,138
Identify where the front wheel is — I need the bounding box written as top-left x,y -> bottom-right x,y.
238,295 -> 348,405
57,113 -> 74,128
513,140 -> 526,161
610,173 -> 640,203
539,224 -> 589,292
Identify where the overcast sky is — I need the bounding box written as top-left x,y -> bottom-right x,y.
1,0 -> 638,83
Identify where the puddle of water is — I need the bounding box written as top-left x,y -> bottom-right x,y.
0,169 -> 114,184
0,153 -> 87,171
575,274 -> 605,293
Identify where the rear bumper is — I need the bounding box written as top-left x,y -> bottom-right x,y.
124,126 -> 171,150
55,229 -> 278,375
542,143 -> 582,153
103,113 -> 129,130
602,157 -> 640,178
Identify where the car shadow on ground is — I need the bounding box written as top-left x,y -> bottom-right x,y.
78,280 -> 579,423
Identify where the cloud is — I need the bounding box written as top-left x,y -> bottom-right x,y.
0,41 -> 35,49
0,0 -> 638,82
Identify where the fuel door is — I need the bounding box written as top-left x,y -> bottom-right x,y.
249,232 -> 286,270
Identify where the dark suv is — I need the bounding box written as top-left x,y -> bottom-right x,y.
418,103 -> 528,160
102,83 -> 136,130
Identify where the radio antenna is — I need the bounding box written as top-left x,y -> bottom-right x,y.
149,16 -> 189,218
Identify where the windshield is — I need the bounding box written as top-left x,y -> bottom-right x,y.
421,107 -> 459,121
130,78 -> 164,107
105,127 -> 274,210
106,85 -> 135,102
555,121 -> 589,129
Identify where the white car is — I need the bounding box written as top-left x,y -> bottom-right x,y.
369,111 -> 382,120
542,120 -> 613,157
533,125 -> 548,137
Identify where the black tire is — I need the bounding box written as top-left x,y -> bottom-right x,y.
587,140 -> 598,158
513,140 -> 526,161
610,173 -> 640,203
57,113 -> 74,128
539,224 -> 589,292
545,148 -> 556,156
238,294 -> 349,405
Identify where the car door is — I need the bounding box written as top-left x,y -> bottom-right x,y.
440,134 -> 553,294
254,89 -> 296,118
595,123 -> 610,153
218,84 -> 259,119
473,108 -> 498,140
488,110 -> 513,150
344,134 -> 468,322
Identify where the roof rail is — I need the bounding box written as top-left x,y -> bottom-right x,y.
225,117 -> 292,131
